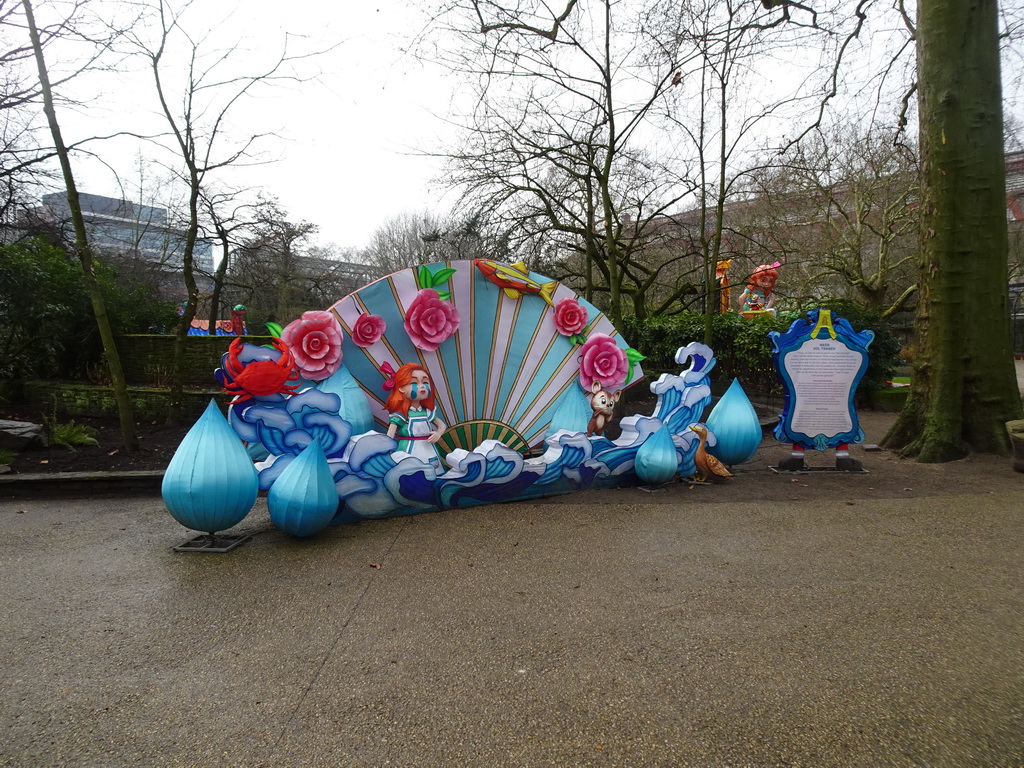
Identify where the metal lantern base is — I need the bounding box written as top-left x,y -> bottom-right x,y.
173,533 -> 252,553
769,465 -> 870,475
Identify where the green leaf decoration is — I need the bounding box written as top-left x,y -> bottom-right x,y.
570,333 -> 587,346
625,347 -> 646,381
265,321 -> 284,338
417,265 -> 431,290
625,347 -> 646,363
429,267 -> 457,287
416,265 -> 457,293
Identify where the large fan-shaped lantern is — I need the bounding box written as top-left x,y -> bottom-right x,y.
325,260 -> 644,455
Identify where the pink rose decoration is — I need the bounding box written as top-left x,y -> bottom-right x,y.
281,310 -> 344,381
351,312 -> 386,348
553,298 -> 588,336
579,333 -> 629,390
404,289 -> 461,351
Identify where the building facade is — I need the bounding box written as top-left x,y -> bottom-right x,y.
38,192 -> 214,276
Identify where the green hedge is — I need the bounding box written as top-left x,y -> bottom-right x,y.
23,381 -> 223,422
621,302 -> 900,398
117,334 -> 276,388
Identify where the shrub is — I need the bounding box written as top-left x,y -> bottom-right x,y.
43,415 -> 99,451
622,305 -> 901,398
0,238 -> 181,381
621,312 -> 789,393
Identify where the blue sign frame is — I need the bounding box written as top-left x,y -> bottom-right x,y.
770,309 -> 874,450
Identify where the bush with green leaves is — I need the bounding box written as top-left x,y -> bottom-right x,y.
0,238 -> 86,381
0,238 -> 179,381
621,305 -> 900,398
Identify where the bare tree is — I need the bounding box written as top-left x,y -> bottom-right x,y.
742,124 -> 919,317
121,0 -> 325,422
647,0 -> 839,339
361,210 -> 449,274
221,196 -> 368,326
21,0 -> 138,450
425,0 -> 699,325
360,209 -> 510,274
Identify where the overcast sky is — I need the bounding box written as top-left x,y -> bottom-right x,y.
45,1 -> 1024,255
56,1 -> 455,253
228,1 -> 458,251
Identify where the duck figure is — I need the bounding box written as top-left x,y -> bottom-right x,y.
689,424 -> 733,483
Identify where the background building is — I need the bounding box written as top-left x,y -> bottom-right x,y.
37,192 -> 214,276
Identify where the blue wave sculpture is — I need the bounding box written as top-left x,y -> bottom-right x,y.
235,341 -> 717,522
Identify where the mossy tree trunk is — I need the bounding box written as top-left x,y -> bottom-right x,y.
883,0 -> 1022,460
22,0 -> 139,452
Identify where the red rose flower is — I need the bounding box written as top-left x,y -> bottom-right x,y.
404,289 -> 460,351
553,298 -> 588,336
281,311 -> 344,381
579,333 -> 628,390
351,313 -> 386,348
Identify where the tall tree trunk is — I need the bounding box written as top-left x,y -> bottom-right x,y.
207,232 -> 229,336
167,178 -> 201,425
583,175 -> 596,303
22,0 -> 139,452
705,82 -> 729,347
883,0 -> 1021,460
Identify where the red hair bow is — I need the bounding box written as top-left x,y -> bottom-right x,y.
380,361 -> 397,391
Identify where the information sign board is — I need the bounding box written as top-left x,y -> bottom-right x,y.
770,309 -> 874,450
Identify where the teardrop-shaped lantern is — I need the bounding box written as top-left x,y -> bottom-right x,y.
268,441 -> 339,537
705,378 -> 761,466
545,381 -> 592,437
162,399 -> 258,534
318,362 -> 376,434
635,422 -> 679,485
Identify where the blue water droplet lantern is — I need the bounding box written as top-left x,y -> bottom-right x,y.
635,422 -> 679,486
162,400 -> 259,552
268,442 -> 339,537
705,378 -> 762,466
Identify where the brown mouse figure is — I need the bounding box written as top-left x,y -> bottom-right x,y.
586,380 -> 621,437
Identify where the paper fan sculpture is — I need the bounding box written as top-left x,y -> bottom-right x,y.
319,260 -> 644,454
195,261 -> 728,525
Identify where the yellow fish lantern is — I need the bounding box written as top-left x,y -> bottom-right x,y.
473,259 -> 557,306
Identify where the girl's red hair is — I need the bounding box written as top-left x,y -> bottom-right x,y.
384,363 -> 436,417
747,264 -> 779,292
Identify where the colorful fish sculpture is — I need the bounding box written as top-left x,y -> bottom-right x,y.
473,259 -> 557,307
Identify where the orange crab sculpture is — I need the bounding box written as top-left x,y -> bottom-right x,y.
221,338 -> 302,405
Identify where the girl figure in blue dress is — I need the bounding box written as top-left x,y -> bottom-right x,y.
385,363 -> 446,466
